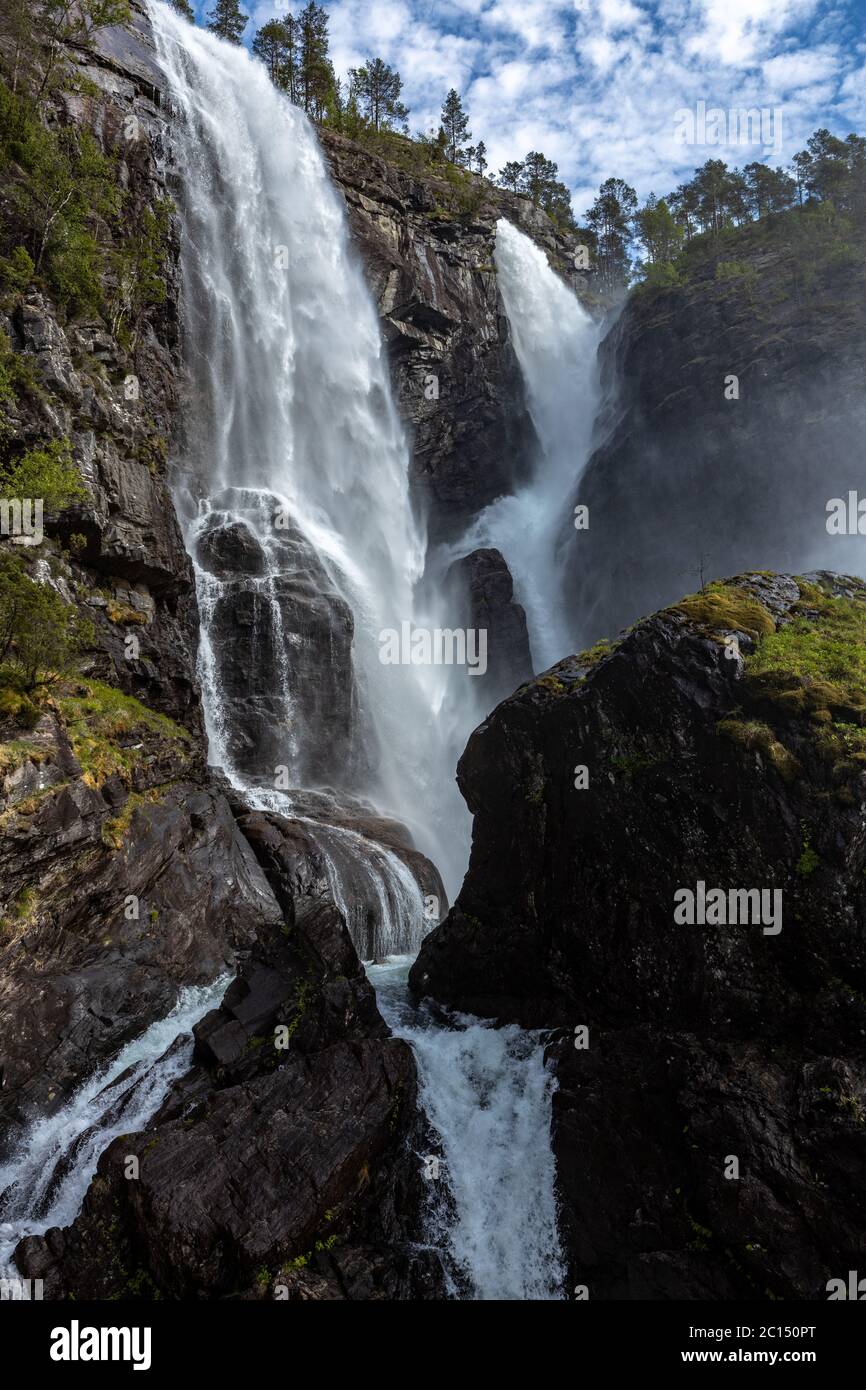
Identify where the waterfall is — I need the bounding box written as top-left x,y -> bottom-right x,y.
149,3 -> 468,924
0,978 -> 229,1275
452,219 -> 602,672
370,958 -> 566,1301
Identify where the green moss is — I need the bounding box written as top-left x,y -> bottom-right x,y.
0,783 -> 66,828
0,886 -> 39,937
105,601 -> 148,626
674,582 -> 775,642
283,978 -> 314,1041
534,674 -> 566,694
58,679 -> 192,790
716,718 -> 801,783
576,637 -> 620,669
744,580 -> 866,726
611,751 -> 661,779
796,835 -> 821,878
101,789 -> 167,851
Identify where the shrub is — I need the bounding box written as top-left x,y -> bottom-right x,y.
0,550 -> 93,689
0,437 -> 87,512
0,245 -> 34,293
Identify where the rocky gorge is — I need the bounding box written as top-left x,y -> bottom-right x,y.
0,0 -> 864,1307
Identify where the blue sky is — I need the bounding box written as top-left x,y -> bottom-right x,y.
191,0 -> 866,214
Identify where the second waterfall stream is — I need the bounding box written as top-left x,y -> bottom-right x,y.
155,1 -> 598,1299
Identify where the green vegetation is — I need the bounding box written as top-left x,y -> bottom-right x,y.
0,885 -> 39,937
674,582 -> 775,643
0,328 -> 40,434
101,788 -> 167,850
110,199 -> 173,345
206,0 -> 248,45
611,750 -> 662,780
632,130 -> 866,294
744,580 -> 866,725
797,833 -> 821,877
698,577 -> 866,787
246,6 -> 582,235
0,437 -> 87,512
0,56 -> 173,331
0,551 -> 93,692
716,718 -> 800,783
106,601 -> 147,626
576,637 -> 621,669
58,678 -> 191,790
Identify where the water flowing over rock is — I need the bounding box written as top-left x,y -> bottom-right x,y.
192,492 -> 365,789
447,219 -> 602,675
320,132 -> 591,545
151,4 -> 469,895
412,570 -> 866,1298
14,870 -> 438,1300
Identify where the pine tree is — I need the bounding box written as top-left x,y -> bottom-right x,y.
347,57 -> 408,132
206,0 -> 248,45
585,176 -> 637,289
440,88 -> 470,164
474,140 -> 487,176
298,2 -> 333,119
634,194 -> 682,265
169,0 -> 195,19
521,150 -> 558,205
253,18 -> 296,95
498,160 -> 524,192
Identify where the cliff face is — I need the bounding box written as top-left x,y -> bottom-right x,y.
321,129 -> 588,543
412,571 -> 866,1297
0,5 -> 285,1151
563,214 -> 866,647
17,809 -> 440,1300
0,7 -> 439,1292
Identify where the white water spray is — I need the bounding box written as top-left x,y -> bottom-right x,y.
0,977 -> 229,1274
370,958 -> 566,1300
454,219 -> 602,672
150,3 -> 467,913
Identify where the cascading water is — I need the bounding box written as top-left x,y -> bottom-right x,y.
370,958 -> 566,1300
145,7 -> 594,1299
149,3 -> 467,930
0,7 -> 603,1299
0,977 -> 229,1275
450,219 -> 602,673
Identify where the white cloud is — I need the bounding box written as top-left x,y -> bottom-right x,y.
239,0 -> 863,211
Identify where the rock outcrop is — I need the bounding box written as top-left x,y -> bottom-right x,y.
412,571 -> 866,1298
322,130 -> 591,543
563,216 -> 866,646
15,811 -> 439,1300
446,546 -> 534,706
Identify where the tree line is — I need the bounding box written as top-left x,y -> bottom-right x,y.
194,1 -> 577,229
190,3 -> 866,282
587,129 -> 866,289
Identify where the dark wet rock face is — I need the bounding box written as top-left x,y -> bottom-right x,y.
412,571 -> 866,1298
563,223 -> 866,647
193,501 -> 366,788
0,775 -> 281,1159
447,547 -> 534,707
321,131 -> 590,542
15,816 -> 440,1301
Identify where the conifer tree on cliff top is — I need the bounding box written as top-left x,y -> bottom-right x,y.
206,0 -> 248,45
